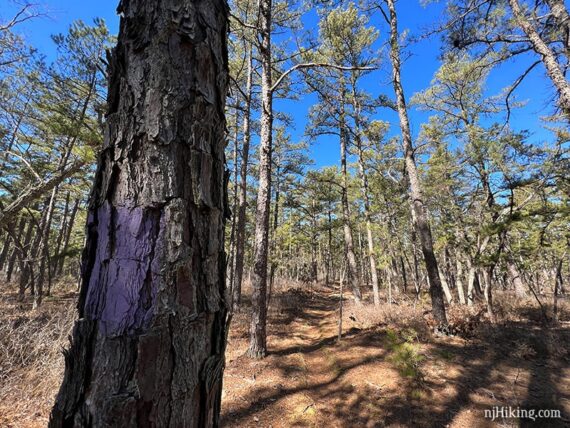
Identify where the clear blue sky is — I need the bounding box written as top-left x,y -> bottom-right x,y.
2,0 -> 559,169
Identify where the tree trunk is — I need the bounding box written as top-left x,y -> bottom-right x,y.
507,260 -> 527,297
231,46 -> 251,309
386,0 -> 447,325
227,117 -> 240,293
355,136 -> 380,306
16,217 -> 35,297
248,0 -> 272,359
268,165 -> 281,305
49,0 -> 229,425
509,0 -> 570,117
455,251 -> 466,305
52,192 -> 71,278
339,94 -> 362,303
326,208 -> 333,287
545,0 -> 570,58
0,226 -> 11,271
553,257 -> 564,320
482,268 -> 496,323
3,216 -> 25,278
35,187 -> 58,305
57,198 -> 81,276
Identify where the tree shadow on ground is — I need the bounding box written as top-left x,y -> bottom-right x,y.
222,288 -> 570,427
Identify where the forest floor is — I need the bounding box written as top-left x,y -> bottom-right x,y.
1,280 -> 570,427
222,283 -> 570,428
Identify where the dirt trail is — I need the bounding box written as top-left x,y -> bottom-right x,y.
221,287 -> 570,428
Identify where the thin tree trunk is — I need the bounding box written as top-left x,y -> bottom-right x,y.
249,0 -> 272,359
553,257 -> 564,320
57,198 -> 80,276
0,227 -> 11,271
50,1 -> 229,425
455,251 -> 466,305
355,136 -> 380,305
52,192 -> 71,277
227,118 -> 240,293
326,209 -> 333,286
34,186 -> 59,307
268,168 -> 281,305
339,92 -> 362,303
3,217 -> 25,278
231,45 -> 253,311
386,0 -> 447,325
507,260 -> 527,297
482,268 -> 496,323
411,227 -> 421,299
16,217 -> 35,297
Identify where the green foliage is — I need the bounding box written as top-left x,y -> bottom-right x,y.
385,328 -> 425,380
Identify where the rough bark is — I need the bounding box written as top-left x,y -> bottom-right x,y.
50,0 -> 229,426
248,0 -> 272,359
386,0 -> 447,324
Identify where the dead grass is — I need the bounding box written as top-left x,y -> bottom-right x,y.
0,282 -> 76,428
1,279 -> 569,427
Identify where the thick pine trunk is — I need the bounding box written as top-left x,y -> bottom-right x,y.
49,0 -> 229,425
386,0 -> 447,325
248,0 -> 272,359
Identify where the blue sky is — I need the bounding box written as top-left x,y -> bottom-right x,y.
2,0 -> 559,170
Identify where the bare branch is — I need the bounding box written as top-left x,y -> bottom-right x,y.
270,63 -> 376,93
0,160 -> 85,229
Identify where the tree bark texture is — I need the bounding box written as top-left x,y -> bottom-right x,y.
50,0 -> 229,426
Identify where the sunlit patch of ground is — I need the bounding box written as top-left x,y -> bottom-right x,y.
0,279 -> 569,427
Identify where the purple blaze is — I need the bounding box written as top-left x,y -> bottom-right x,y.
84,202 -> 161,336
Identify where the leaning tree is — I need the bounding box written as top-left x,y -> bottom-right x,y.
49,0 -> 229,426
